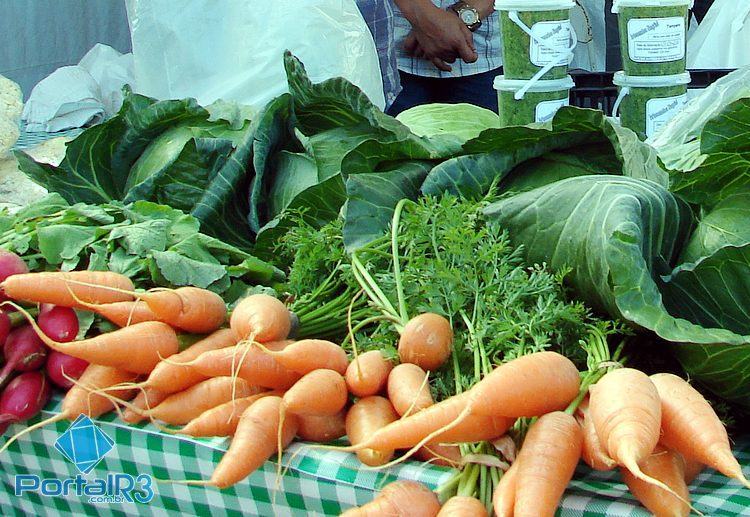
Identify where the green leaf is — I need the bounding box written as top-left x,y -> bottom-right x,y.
267,151 -> 319,218
107,247 -> 145,278
680,192 -> 750,263
108,219 -> 170,256
37,225 -> 99,265
151,250 -> 228,289
395,103 -> 502,141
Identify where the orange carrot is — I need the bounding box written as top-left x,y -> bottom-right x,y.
651,372 -> 750,489
230,294 -> 291,343
437,495 -> 488,517
387,363 -> 434,417
121,388 -> 169,424
138,287 -> 226,334
513,411 -> 583,517
256,339 -> 349,375
1,271 -> 134,307
415,442 -> 462,468
297,411 -> 347,443
93,300 -> 159,327
576,397 -> 616,471
346,396 -> 400,466
190,342 -> 300,389
283,369 -> 348,417
0,365 -> 137,454
209,396 -> 298,488
146,377 -> 261,425
684,457 -> 704,484
621,445 -> 690,517
145,328 -> 239,394
492,462 -> 518,517
346,350 -> 393,397
341,480 -> 441,517
398,313 -> 453,371
178,391 -> 279,437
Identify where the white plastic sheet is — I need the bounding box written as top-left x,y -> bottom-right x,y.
570,0 -> 606,72
687,0 -> 750,69
125,0 -> 386,110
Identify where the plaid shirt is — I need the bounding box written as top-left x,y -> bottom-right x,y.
356,0 -> 402,107
393,0 -> 503,77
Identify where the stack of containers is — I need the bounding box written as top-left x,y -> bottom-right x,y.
611,0 -> 693,139
493,0 -> 577,126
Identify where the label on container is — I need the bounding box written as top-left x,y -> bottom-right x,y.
645,94 -> 686,137
535,98 -> 569,123
627,17 -> 685,63
529,20 -> 573,67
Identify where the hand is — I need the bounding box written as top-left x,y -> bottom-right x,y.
405,6 -> 478,71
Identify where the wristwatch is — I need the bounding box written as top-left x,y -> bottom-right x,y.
448,1 -> 482,32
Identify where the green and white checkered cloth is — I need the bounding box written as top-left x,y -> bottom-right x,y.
1,399 -> 749,516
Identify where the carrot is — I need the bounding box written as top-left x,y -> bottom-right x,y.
345,396 -> 399,466
145,328 -> 239,394
492,462 -> 518,517
230,294 -> 291,343
387,363 -> 434,417
415,442 -> 462,468
255,339 -> 349,375
92,300 -> 159,327
1,271 -> 134,307
183,396 -> 298,489
576,397 -> 616,471
9,305 -> 178,374
590,368 -> 693,506
0,365 -> 137,454
650,372 -> 750,489
513,411 -> 583,517
297,410 -> 347,443
398,313 -> 453,371
346,350 -> 393,397
190,342 -> 300,389
146,377 -> 261,425
437,496 -> 488,517
137,287 -> 226,334
684,457 -> 704,484
621,445 -> 690,517
283,369 -> 348,417
121,388 -> 169,424
178,391 -> 280,437
341,480 -> 441,517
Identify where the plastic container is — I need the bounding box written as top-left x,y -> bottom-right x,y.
494,75 -> 575,126
613,0 -> 693,76
612,71 -> 690,139
496,0 -> 577,80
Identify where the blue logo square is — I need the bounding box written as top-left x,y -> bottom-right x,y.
54,415 -> 114,474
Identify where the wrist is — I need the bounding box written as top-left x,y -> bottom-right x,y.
396,0 -> 443,28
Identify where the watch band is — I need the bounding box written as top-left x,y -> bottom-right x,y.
449,1 -> 482,32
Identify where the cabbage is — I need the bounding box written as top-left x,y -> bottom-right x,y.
396,103 -> 501,141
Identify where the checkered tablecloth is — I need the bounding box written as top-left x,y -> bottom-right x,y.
12,125 -> 82,151
1,401 -> 749,516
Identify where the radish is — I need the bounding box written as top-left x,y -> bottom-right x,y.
0,309 -> 10,347
46,351 -> 88,389
0,371 -> 51,434
38,306 -> 79,342
0,251 -> 29,302
0,326 -> 48,387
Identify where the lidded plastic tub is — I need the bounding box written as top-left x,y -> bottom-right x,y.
494,75 -> 574,126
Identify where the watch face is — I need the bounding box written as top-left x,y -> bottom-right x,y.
459,9 -> 478,25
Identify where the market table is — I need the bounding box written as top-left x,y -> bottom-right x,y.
1,399 -> 749,516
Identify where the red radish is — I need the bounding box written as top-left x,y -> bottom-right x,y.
0,326 -> 48,387
0,251 -> 29,302
38,306 -> 79,342
0,371 -> 51,434
0,309 -> 10,346
45,351 -> 89,389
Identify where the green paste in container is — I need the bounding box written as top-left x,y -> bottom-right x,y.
614,1 -> 691,76
495,75 -> 574,126
497,1 -> 575,80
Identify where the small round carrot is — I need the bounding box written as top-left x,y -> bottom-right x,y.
178,391 -> 280,437
121,388 -> 169,424
255,339 -> 349,375
346,396 -> 399,467
94,300 -> 159,327
621,445 -> 690,517
513,411 -> 583,517
651,372 -> 750,489
437,495 -> 488,517
1,271 -> 134,307
230,294 -> 291,343
387,363 -> 434,417
398,313 -> 453,371
492,462 -> 518,517
297,410 -> 347,443
341,480 -> 441,517
190,342 -> 300,389
415,442 -> 462,468
346,350 -> 393,397
576,397 -> 616,471
146,377 -> 261,425
283,369 -> 348,417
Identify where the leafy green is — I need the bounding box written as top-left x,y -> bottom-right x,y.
681,192 -> 750,263
395,103 -> 502,141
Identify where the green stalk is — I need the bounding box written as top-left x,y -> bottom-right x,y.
351,254 -> 401,325
390,198 -> 410,325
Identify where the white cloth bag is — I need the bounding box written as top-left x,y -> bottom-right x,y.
687,0 -> 750,69
125,0 -> 386,110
